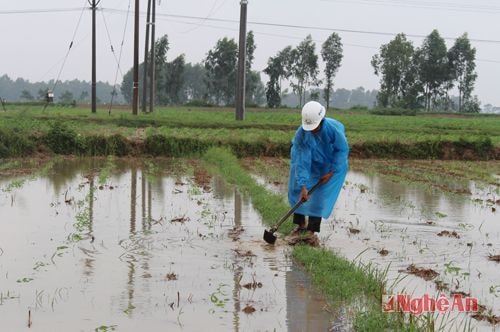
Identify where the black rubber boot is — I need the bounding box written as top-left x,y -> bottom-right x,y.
307,216 -> 321,233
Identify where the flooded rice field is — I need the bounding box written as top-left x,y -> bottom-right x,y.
0,159 -> 335,331
253,162 -> 500,331
1,158 -> 498,331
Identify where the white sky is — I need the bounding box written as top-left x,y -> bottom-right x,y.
1,0 -> 500,105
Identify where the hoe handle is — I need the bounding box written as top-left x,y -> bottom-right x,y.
273,181 -> 322,231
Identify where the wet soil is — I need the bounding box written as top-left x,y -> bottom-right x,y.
402,264 -> 439,281
0,158 -> 336,331
246,158 -> 500,330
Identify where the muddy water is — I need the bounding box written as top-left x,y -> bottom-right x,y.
256,168 -> 499,330
0,159 -> 335,331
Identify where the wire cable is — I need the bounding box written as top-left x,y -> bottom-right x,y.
47,1 -> 89,109
320,0 -> 500,14
101,9 -> 124,77
108,0 -> 132,114
101,8 -> 500,45
179,0 -> 228,34
0,8 -> 86,15
104,9 -> 500,65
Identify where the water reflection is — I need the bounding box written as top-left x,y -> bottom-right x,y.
130,167 -> 137,235
0,159 -> 340,331
232,188 -> 242,332
2,158 -> 495,331
252,165 -> 499,328
211,176 -> 335,331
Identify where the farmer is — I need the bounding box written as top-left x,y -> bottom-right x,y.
288,101 -> 349,235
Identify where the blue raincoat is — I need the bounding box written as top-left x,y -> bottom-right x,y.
288,117 -> 349,219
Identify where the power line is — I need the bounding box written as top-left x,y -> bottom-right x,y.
0,8 -> 86,15
320,0 -> 500,13
101,8 -> 500,45
109,0 -> 132,114
106,9 -> 500,66
3,6 -> 499,45
101,10 -> 124,77
161,16 -> 380,50
179,0 -> 228,34
51,1 -> 89,95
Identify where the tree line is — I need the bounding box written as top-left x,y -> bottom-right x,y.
2,28 -> 481,112
121,32 -> 265,107
122,32 -> 346,110
372,30 -> 479,112
0,75 -> 124,104
264,33 -> 343,109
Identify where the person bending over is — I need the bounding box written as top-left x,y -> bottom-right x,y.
288,101 -> 349,236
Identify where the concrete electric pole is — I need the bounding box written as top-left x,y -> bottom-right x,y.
141,0 -> 152,113
90,0 -> 101,113
132,0 -> 140,115
235,0 -> 248,121
149,0 -> 156,113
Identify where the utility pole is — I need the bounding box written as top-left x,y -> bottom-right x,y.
132,0 -> 140,115
141,0 -> 152,113
149,0 -> 156,113
235,0 -> 248,121
89,0 -> 100,113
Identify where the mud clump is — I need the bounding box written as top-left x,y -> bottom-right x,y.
171,215 -> 190,223
403,264 -> 439,281
437,230 -> 460,239
287,233 -> 320,247
434,280 -> 449,291
471,312 -> 500,325
486,198 -> 500,205
193,167 -> 212,193
228,226 -> 244,241
242,305 -> 256,314
242,282 -> 263,290
166,272 -> 178,281
488,254 -> 500,263
233,249 -> 256,257
378,249 -> 389,256
348,228 -> 360,234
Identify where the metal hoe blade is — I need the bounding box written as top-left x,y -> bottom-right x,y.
263,228 -> 277,244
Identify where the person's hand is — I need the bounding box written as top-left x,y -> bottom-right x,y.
299,186 -> 309,202
320,171 -> 333,184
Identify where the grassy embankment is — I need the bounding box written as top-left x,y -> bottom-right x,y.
0,105 -> 499,160
203,147 -> 433,331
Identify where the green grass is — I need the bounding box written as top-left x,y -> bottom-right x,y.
203,147 -> 295,234
0,105 -> 499,159
203,147 -> 429,331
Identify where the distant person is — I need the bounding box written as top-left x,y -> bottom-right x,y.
288,101 -> 349,236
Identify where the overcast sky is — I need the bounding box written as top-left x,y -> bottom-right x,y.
1,0 -> 500,105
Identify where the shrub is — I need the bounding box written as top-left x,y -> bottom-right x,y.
144,134 -> 210,156
107,134 -> 130,156
44,121 -> 84,154
85,135 -> 108,155
85,134 -> 130,156
0,128 -> 35,157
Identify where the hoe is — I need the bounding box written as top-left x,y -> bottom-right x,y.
263,181 -> 321,245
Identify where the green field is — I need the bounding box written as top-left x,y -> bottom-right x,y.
0,105 -> 499,159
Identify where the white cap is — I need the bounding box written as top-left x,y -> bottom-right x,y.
301,101 -> 325,131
